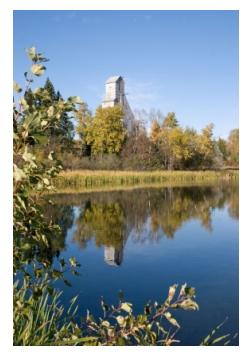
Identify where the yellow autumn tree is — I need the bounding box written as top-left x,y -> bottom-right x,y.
85,105 -> 126,155
197,123 -> 215,167
227,128 -> 239,166
150,119 -> 161,144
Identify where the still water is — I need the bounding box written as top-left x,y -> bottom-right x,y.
45,183 -> 239,346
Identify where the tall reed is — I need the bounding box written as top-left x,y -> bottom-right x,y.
53,170 -> 238,191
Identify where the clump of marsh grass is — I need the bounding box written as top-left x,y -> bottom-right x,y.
53,170 -> 238,191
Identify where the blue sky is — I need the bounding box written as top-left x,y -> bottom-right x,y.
13,10 -> 238,138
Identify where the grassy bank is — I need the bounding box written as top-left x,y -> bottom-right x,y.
52,170 -> 239,192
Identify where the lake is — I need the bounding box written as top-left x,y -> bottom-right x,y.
45,183 -> 239,346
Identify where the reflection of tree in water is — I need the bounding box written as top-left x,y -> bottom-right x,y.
23,201 -> 74,267
48,183 -> 238,265
73,201 -> 127,250
41,202 -> 75,260
149,186 -> 219,239
227,184 -> 239,220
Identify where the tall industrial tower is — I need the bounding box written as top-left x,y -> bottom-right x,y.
102,76 -> 134,132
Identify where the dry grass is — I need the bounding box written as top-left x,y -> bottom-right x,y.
52,170 -> 238,192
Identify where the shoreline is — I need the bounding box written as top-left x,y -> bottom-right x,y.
51,169 -> 239,194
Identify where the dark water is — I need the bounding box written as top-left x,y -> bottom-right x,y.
45,183 -> 239,346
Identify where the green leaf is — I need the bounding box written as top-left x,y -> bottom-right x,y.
116,315 -> 125,326
48,151 -> 54,161
13,81 -> 22,93
184,286 -> 196,298
164,312 -> 180,328
120,302 -> 132,314
27,47 -> 36,60
41,120 -> 48,127
68,96 -> 83,104
13,164 -> 26,182
166,284 -> 177,304
19,97 -> 29,110
16,196 -> 26,210
117,337 -> 126,345
22,243 -> 31,251
179,283 -> 187,296
31,64 -> 46,76
69,257 -> 77,267
43,178 -> 50,186
178,298 -> 199,311
47,106 -> 54,117
22,148 -> 34,163
101,320 -> 110,328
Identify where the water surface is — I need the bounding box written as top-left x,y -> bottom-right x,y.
45,183 -> 239,345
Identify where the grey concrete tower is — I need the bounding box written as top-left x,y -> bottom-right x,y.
102,76 -> 134,132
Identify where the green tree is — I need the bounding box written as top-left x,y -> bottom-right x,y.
44,77 -> 57,101
227,129 -> 239,166
85,106 -> 126,155
180,128 -> 199,169
75,102 -> 92,156
44,79 -> 75,143
25,78 -> 75,143
56,90 -> 74,142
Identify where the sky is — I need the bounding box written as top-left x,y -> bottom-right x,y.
13,10 -> 238,138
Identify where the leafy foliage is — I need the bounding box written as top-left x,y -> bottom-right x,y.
13,47 -> 81,344
227,128 -> 239,166
84,106 -> 126,155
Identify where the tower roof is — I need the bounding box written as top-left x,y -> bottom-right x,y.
105,76 -> 123,84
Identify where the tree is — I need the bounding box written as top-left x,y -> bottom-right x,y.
217,137 -> 228,163
24,77 -> 75,145
155,112 -> 195,170
56,90 -> 74,143
85,106 -> 126,156
44,77 -> 57,102
41,78 -> 74,142
162,112 -> 179,129
227,129 -> 239,166
180,128 -> 199,169
158,126 -> 184,169
122,121 -> 161,170
150,119 -> 161,144
75,102 -> 92,156
197,123 -> 215,168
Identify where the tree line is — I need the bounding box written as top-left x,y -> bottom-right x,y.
28,78 -> 238,171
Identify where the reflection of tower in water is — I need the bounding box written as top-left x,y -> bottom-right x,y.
104,246 -> 124,266
103,226 -> 130,266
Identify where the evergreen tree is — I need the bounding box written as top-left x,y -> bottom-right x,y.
44,77 -> 57,102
